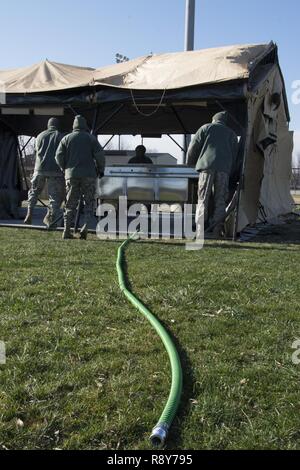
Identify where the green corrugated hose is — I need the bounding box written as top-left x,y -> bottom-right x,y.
116,235 -> 183,447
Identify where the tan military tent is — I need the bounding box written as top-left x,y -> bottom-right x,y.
0,41 -> 294,234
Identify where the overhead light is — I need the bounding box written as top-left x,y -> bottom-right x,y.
115,53 -> 130,64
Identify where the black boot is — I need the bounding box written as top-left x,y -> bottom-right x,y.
62,220 -> 74,240
80,224 -> 88,240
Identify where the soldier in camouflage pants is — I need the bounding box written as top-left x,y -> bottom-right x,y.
187,112 -> 238,239
24,117 -> 65,228
195,170 -> 229,238
64,178 -> 96,236
27,174 -> 65,228
55,115 -> 105,240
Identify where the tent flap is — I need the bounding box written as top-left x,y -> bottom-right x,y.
0,128 -> 22,219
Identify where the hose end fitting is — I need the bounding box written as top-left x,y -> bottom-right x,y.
150,424 -> 169,448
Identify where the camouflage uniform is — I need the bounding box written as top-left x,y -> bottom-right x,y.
188,111 -> 238,237
55,115 -> 105,239
65,178 -> 96,230
28,174 -> 65,225
196,170 -> 229,233
24,117 -> 64,227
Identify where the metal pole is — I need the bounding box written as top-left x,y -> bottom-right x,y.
185,0 -> 196,51
183,0 -> 196,163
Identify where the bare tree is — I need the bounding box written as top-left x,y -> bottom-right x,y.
291,154 -> 300,190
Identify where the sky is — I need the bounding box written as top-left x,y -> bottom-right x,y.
0,0 -> 299,161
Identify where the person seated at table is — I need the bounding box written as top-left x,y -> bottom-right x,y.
128,145 -> 153,165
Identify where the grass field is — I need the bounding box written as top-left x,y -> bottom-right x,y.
0,228 -> 300,450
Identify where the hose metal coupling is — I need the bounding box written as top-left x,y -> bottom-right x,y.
150,423 -> 169,447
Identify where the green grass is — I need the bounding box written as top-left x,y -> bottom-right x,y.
0,228 -> 300,450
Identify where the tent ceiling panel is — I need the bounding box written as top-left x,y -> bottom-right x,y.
0,100 -> 247,137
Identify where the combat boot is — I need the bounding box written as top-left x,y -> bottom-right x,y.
43,210 -> 51,228
47,213 -> 60,231
24,208 -> 33,225
62,230 -> 74,240
62,219 -> 74,240
80,224 -> 88,240
212,224 -> 224,239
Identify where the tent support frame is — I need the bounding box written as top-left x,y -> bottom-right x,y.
232,97 -> 253,241
171,105 -> 189,162
103,135 -> 115,150
20,136 -> 34,154
167,134 -> 186,153
91,106 -> 100,136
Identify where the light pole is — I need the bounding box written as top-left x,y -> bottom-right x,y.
115,54 -> 130,150
185,0 -> 196,52
183,0 -> 196,163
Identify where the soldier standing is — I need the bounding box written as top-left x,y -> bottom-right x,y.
187,112 -> 239,238
55,115 -> 105,240
24,118 -> 65,229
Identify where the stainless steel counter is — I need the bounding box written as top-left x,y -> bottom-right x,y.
97,165 -> 199,204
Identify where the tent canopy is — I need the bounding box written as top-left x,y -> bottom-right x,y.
0,41 -> 288,137
0,43 -> 273,93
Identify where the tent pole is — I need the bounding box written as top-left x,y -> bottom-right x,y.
184,0 -> 196,157
16,140 -> 30,192
232,98 -> 253,241
185,0 -> 196,51
103,135 -> 115,150
20,136 -> 34,153
167,134 -> 186,153
67,105 -> 79,117
91,106 -> 100,136
171,105 -> 189,163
